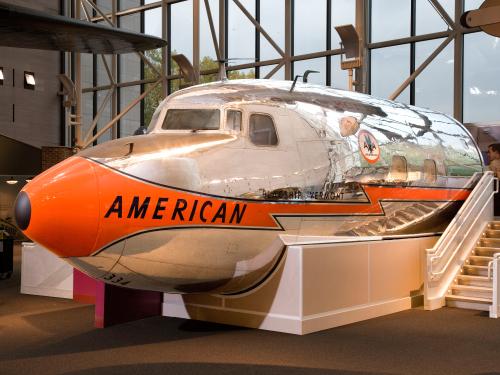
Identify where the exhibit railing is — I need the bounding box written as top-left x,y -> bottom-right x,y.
424,171 -> 497,310
488,253 -> 500,318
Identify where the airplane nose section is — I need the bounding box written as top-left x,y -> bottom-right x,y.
14,191 -> 31,231
19,157 -> 100,257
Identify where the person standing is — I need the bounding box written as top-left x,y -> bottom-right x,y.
488,143 -> 500,178
488,143 -> 500,216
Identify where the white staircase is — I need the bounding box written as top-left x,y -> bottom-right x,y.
445,222 -> 500,311
425,172 -> 498,313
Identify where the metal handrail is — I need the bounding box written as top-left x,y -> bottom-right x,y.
429,186 -> 492,277
427,172 -> 497,278
488,253 -> 500,280
428,172 -> 488,256
490,253 -> 500,318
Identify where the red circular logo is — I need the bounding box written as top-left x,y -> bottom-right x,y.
358,130 -> 380,164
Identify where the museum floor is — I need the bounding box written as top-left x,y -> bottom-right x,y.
1,244 -> 500,375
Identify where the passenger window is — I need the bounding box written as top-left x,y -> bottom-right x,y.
423,159 -> 437,183
388,155 -> 407,181
249,114 -> 278,146
226,110 -> 242,132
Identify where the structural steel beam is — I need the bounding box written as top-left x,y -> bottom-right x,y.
193,0 -> 200,83
89,0 -> 188,22
428,0 -> 455,30
162,0 -> 168,98
284,0 -> 292,79
356,0 -> 367,93
263,61 -> 285,79
83,79 -> 162,148
219,0 -> 226,62
453,0 -> 464,122
74,0 -> 82,148
111,0 -> 118,140
74,0 -> 164,147
389,34 -> 453,101
82,87 -> 115,144
83,77 -> 162,93
232,0 -> 285,57
204,0 -> 222,62
369,30 -> 451,49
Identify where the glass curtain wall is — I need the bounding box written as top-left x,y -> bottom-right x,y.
76,0 -> 500,148
369,0 -> 500,123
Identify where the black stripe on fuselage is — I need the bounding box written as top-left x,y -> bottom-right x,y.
85,156 -> 474,204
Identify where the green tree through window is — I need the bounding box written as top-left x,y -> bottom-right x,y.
143,50 -> 255,126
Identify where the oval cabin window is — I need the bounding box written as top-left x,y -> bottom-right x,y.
249,114 -> 278,146
423,159 -> 437,183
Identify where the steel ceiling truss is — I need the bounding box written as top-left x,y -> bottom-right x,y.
73,0 -> 481,147
70,0 -> 163,149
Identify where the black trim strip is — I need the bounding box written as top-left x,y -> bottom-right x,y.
81,157 -> 471,256
221,244 -> 287,296
85,156 -> 473,204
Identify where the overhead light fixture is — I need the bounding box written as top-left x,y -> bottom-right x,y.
0,67 -> 3,85
24,71 -> 35,90
6,177 -> 18,185
25,179 -> 31,183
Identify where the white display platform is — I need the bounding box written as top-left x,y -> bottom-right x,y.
21,242 -> 73,299
163,235 -> 439,335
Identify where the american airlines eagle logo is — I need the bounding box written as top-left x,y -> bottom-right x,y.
358,129 -> 380,164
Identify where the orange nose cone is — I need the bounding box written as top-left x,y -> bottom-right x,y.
18,157 -> 99,257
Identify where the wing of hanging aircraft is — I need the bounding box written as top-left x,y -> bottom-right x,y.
0,1 -> 166,53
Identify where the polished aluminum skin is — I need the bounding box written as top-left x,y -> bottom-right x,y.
59,80 -> 486,293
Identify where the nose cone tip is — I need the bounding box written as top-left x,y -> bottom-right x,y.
20,157 -> 100,257
14,191 -> 31,231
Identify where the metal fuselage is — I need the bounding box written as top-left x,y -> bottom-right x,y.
16,80 -> 483,294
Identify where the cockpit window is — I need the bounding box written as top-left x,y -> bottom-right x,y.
249,114 -> 278,146
226,110 -> 242,132
147,105 -> 163,133
162,109 -> 220,130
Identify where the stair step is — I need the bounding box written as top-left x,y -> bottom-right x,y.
462,264 -> 489,276
451,284 -> 492,292
473,247 -> 500,257
479,238 -> 500,247
449,284 -> 492,299
485,229 -> 500,238
488,221 -> 500,230
468,255 -> 494,266
456,274 -> 493,288
446,294 -> 492,303
446,294 -> 492,311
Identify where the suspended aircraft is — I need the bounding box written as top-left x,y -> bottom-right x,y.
14,79 -> 483,294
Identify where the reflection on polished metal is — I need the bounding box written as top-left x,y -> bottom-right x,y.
17,80 -> 483,295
